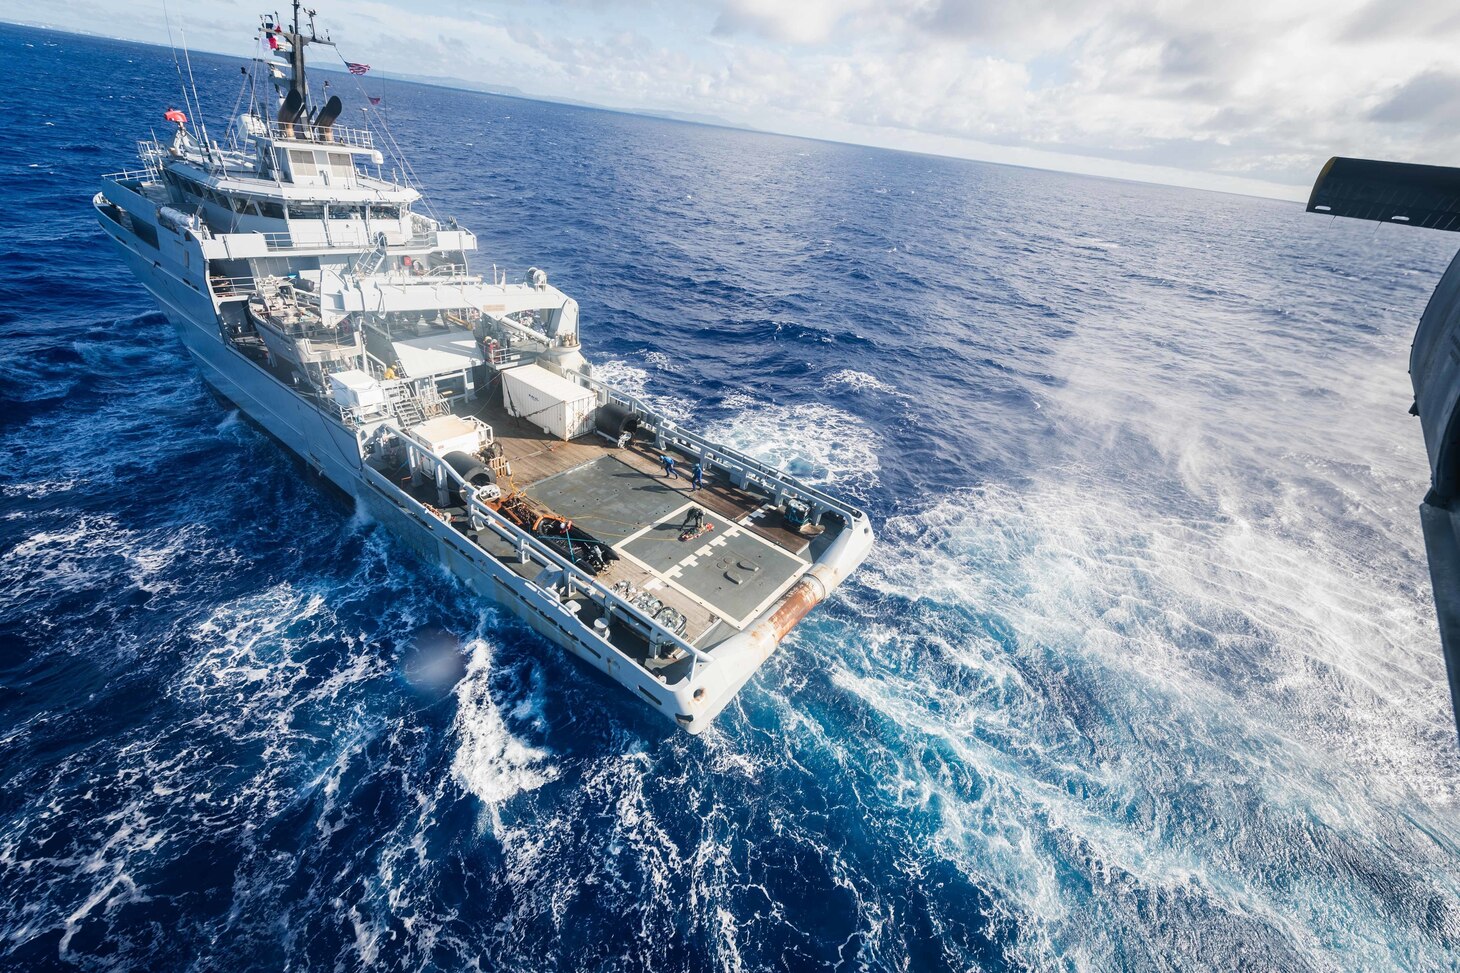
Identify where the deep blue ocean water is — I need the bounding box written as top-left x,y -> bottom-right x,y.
3,22 -> 1460,972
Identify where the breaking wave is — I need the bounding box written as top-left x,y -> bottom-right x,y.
4,23 -> 1460,972
592,357 -> 695,424
707,393 -> 883,498
450,638 -> 557,818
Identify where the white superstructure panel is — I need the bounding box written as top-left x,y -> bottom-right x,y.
393,330 -> 483,378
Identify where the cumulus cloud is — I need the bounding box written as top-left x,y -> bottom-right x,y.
711,0 -> 864,45
1369,71 -> 1460,128
10,0 -> 1460,196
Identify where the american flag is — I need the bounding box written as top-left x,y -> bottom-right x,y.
346,62 -> 370,76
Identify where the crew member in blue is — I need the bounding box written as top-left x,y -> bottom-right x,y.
660,455 -> 679,479
691,462 -> 704,491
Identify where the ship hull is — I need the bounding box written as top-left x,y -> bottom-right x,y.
100,227 -> 735,732
97,184 -> 876,734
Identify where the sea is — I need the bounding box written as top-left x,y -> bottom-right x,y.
2,22 -> 1459,973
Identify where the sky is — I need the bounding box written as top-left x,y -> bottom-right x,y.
6,0 -> 1460,200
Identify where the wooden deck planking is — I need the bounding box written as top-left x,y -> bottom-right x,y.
466,396 -> 816,558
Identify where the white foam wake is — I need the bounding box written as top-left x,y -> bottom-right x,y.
826,476 -> 1460,969
706,393 -> 882,497
591,357 -> 695,424
449,639 -> 557,816
824,368 -> 902,396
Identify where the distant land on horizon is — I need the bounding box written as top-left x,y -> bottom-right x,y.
3,18 -> 1301,203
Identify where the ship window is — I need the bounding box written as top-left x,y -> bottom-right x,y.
133,220 -> 159,249
288,201 -> 325,220
289,149 -> 316,177
369,204 -> 399,220
259,200 -> 286,219
331,202 -> 366,220
328,154 -> 353,178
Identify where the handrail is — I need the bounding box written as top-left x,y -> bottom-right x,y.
369,423 -> 713,670
267,120 -> 375,150
101,168 -> 158,184
208,275 -> 257,296
576,371 -> 867,524
241,227 -> 439,253
262,227 -> 370,250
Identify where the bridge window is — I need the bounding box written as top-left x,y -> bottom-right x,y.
288,201 -> 325,220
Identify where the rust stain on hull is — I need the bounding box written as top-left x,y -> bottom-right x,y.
766,578 -> 823,641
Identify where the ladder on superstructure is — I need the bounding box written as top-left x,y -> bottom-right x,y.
353,242 -> 389,278
418,383 -> 449,419
385,384 -> 424,427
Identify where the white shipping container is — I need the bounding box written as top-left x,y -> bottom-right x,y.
501,363 -> 599,441
411,414 -> 487,457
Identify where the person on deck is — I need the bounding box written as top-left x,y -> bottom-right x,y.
660,455 -> 679,479
691,462 -> 704,492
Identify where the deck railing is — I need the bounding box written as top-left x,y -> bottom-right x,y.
251,227 -> 446,254
576,370 -> 866,527
261,227 -> 373,251
267,120 -> 375,150
208,275 -> 257,297
366,423 -> 713,677
100,167 -> 156,184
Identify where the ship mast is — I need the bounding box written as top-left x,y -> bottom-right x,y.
271,2 -> 334,126
290,1 -> 308,110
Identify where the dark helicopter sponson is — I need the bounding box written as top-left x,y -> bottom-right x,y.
1308,156 -> 1460,743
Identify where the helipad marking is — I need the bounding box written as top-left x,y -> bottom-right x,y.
611,500 -> 813,629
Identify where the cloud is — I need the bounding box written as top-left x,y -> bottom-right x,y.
11,0 -> 1460,195
1368,71 -> 1460,128
1339,0 -> 1460,43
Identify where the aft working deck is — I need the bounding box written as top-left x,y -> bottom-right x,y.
369,392 -> 840,667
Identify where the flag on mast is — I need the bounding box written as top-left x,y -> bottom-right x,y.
346,62 -> 371,75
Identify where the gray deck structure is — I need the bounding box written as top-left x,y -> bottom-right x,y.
95,0 -> 875,733
528,457 -> 811,637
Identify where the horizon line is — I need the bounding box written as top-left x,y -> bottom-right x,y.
3,17 -> 1314,205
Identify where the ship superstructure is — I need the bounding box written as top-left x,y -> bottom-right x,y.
95,3 -> 874,733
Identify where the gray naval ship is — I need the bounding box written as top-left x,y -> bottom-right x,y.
95,3 -> 873,734
1308,157 -> 1460,743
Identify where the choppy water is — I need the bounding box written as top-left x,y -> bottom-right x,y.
3,22 -> 1459,973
